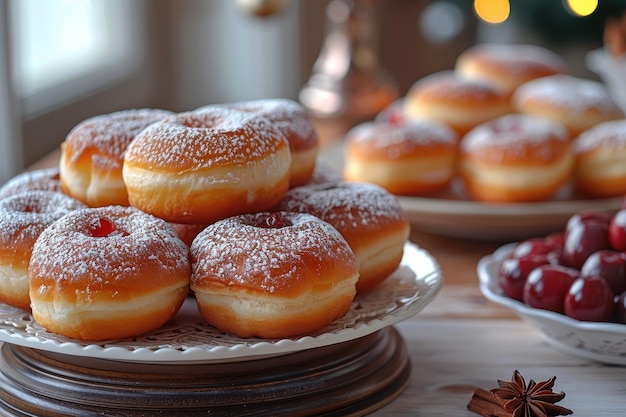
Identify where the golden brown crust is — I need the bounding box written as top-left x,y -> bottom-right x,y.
512,75 -> 624,138
60,109 -> 173,207
573,119 -> 626,198
459,114 -> 574,203
404,71 -> 509,137
455,43 -> 568,95
273,182 -> 410,292
0,191 -> 86,310
28,206 -> 191,340
217,99 -> 320,187
190,212 -> 358,338
344,119 -> 458,196
123,108 -> 292,224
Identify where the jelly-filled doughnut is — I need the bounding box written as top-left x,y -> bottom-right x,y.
28,206 -> 191,340
274,181 -> 410,293
221,98 -> 320,187
0,168 -> 63,200
459,114 -> 574,203
123,107 -> 291,224
573,119 -> 626,198
344,118 -> 458,196
0,191 -> 86,310
455,43 -> 568,96
190,212 -> 359,339
60,108 -> 173,207
512,74 -> 624,138
404,71 -> 509,137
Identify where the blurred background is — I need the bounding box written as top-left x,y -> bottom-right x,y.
0,0 -> 624,184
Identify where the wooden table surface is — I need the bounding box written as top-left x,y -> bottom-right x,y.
25,142 -> 626,416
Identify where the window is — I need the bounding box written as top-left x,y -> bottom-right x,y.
8,0 -> 143,116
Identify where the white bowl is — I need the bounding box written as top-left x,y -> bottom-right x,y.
478,243 -> 626,366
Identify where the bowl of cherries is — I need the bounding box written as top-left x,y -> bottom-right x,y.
478,199 -> 626,365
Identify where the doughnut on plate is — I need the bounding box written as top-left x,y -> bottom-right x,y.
321,142 -> 622,242
0,242 -> 440,364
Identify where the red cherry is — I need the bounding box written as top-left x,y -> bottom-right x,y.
89,218 -> 128,237
564,276 -> 614,322
546,248 -> 568,267
498,254 -> 549,301
511,238 -> 553,258
563,220 -> 611,270
609,209 -> 626,252
580,250 -> 626,295
523,265 -> 579,313
565,210 -> 612,235
544,232 -> 565,250
253,212 -> 291,228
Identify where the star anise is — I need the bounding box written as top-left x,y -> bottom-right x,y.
492,370 -> 573,417
467,370 -> 573,417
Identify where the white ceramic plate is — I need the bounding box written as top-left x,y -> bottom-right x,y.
478,243 -> 626,366
319,143 -> 622,242
0,242 -> 441,364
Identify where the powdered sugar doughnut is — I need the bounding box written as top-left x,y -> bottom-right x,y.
344,118 -> 458,196
455,43 -> 568,96
0,191 -> 86,310
60,109 -> 173,207
220,98 -> 320,187
28,206 -> 191,340
123,107 -> 291,224
459,114 -> 574,203
0,168 -> 63,200
512,75 -> 624,138
190,211 -> 358,339
404,71 -> 509,137
573,119 -> 626,198
274,181 -> 410,292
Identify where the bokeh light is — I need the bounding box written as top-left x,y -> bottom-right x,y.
473,0 -> 510,24
565,0 -> 598,17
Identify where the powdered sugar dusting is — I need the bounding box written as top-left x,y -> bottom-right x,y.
461,114 -> 569,157
211,98 -> 319,150
0,191 -> 87,255
346,118 -> 457,157
574,119 -> 626,152
410,70 -> 506,101
125,107 -> 289,170
29,206 -> 190,285
274,181 -> 406,232
190,212 -> 354,293
514,75 -> 623,115
462,43 -> 567,75
64,109 -> 173,169
0,168 -> 62,199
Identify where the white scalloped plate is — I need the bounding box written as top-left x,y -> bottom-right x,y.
0,242 -> 441,364
478,243 -> 626,366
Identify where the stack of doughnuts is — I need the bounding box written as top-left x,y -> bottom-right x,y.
345,42 -> 626,201
0,98 -> 410,341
